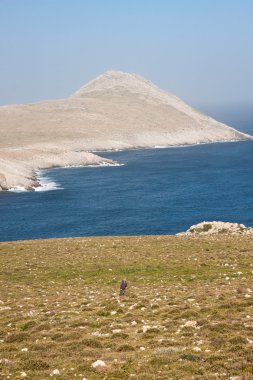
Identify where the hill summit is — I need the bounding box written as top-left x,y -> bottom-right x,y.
72,70 -> 174,100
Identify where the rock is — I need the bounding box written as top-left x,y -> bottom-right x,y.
91,360 -> 106,369
50,369 -> 60,376
142,325 -> 152,333
181,320 -> 197,328
112,329 -> 121,334
178,221 -> 253,236
154,347 -> 179,354
92,331 -> 109,337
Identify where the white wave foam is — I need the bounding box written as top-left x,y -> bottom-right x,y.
88,162 -> 125,167
34,172 -> 62,192
61,162 -> 124,168
9,186 -> 28,193
8,162 -> 123,193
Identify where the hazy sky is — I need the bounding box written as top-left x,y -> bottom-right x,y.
1,0 -> 253,108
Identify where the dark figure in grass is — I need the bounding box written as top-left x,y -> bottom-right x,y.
120,278 -> 128,296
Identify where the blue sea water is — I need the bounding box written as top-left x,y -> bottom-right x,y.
0,133 -> 253,242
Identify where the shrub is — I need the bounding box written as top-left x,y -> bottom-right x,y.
20,321 -> 36,331
5,332 -> 28,343
117,344 -> 135,352
181,353 -> 200,362
23,359 -> 50,370
81,338 -> 103,348
202,223 -> 212,232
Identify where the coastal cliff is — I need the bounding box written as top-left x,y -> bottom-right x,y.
0,71 -> 252,190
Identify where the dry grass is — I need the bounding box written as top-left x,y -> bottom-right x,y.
0,235 -> 253,379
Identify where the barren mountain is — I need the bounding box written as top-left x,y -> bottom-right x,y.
0,70 -> 251,190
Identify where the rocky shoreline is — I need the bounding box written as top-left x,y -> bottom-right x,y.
0,148 -> 116,191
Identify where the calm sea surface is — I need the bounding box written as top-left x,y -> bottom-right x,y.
0,125 -> 253,242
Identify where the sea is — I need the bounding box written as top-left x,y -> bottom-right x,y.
0,113 -> 252,242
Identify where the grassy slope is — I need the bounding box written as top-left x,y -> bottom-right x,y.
0,235 -> 253,379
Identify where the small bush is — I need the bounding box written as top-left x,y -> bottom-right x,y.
112,332 -> 129,339
97,310 -> 110,317
229,336 -> 247,345
81,338 -> 103,348
23,359 -> 50,370
203,223 -> 212,232
117,344 -> 135,352
181,353 -> 200,362
5,332 -> 28,343
20,321 -> 36,331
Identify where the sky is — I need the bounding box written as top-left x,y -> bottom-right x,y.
0,0 -> 253,110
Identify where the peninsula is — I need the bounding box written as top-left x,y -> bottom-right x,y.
0,70 -> 251,190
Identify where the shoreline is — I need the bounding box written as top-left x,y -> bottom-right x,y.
8,161 -> 124,193
1,227 -> 253,244
90,136 -> 252,153
2,137 -> 253,193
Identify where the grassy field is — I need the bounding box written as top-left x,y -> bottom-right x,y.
0,235 -> 253,379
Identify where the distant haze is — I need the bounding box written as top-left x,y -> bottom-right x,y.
0,0 -> 253,109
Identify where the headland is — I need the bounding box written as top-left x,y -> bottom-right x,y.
0,71 -> 252,191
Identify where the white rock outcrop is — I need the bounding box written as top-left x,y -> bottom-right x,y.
178,221 -> 253,236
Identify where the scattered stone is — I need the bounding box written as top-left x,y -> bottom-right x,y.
50,369 -> 60,376
112,329 -> 121,334
91,360 -> 106,369
20,372 -> 27,378
142,325 -> 153,333
0,359 -> 11,364
0,306 -> 11,311
192,347 -> 201,352
181,320 -> 197,328
154,347 -> 179,355
92,331 -> 109,337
